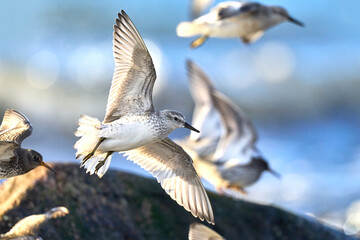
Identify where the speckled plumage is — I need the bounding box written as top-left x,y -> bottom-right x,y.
0,149 -> 26,179
74,11 -> 214,224
0,110 -> 55,179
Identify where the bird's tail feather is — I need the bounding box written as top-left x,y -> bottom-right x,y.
177,22 -> 201,37
75,115 -> 101,137
81,153 -> 112,178
74,115 -> 111,178
74,115 -> 102,157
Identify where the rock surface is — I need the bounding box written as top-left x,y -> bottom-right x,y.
0,163 -> 356,240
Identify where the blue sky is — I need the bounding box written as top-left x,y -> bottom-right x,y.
1,0 -> 360,231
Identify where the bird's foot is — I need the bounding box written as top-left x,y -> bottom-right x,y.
82,137 -> 106,165
82,152 -> 94,165
94,151 -> 113,174
229,186 -> 247,195
94,160 -> 106,174
215,187 -> 226,195
190,35 -> 208,48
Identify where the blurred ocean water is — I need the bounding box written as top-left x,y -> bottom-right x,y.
0,0 -> 360,235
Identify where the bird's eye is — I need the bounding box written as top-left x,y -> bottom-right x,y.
174,117 -> 178,121
32,155 -> 37,160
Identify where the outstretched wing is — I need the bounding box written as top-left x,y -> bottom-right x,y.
189,223 -> 224,240
124,138 -> 214,224
103,11 -> 157,123
187,60 -> 221,143
0,109 -> 32,146
0,141 -> 18,162
212,91 -> 258,162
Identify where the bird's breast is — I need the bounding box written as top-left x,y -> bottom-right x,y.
207,16 -> 266,38
100,115 -> 163,152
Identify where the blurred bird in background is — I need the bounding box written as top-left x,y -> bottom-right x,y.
188,222 -> 224,240
179,60 -> 279,195
177,1 -> 304,48
0,207 -> 69,240
0,109 -> 55,179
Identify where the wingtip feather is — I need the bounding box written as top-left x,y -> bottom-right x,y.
124,141 -> 215,224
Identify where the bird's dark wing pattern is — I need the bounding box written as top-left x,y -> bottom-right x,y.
218,2 -> 261,20
0,141 -> 18,162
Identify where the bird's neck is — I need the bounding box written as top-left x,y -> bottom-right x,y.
151,111 -> 175,138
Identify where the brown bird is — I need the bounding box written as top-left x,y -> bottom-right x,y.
0,109 -> 55,179
0,207 -> 69,240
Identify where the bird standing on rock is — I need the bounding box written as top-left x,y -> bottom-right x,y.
180,61 -> 280,195
0,207 -> 69,240
177,1 -> 304,48
0,109 -> 55,179
74,11 -> 214,224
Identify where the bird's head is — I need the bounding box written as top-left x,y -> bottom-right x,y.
251,156 -> 280,178
46,206 -> 69,219
163,110 -> 200,133
25,149 -> 56,174
270,6 -> 304,27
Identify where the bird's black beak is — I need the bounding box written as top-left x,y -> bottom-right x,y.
288,16 -> 304,27
184,122 -> 200,133
268,168 -> 281,179
41,161 -> 56,174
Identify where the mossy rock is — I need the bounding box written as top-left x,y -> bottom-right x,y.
0,163 -> 355,240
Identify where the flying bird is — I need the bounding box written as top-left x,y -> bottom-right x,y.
181,61 -> 279,195
177,1 -> 304,48
0,109 -> 55,179
74,11 -> 214,224
0,207 -> 69,240
189,223 -> 224,240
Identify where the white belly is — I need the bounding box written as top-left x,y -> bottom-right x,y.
207,18 -> 263,38
99,118 -> 159,152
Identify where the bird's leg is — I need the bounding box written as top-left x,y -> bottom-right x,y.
229,185 -> 248,195
82,137 -> 106,164
215,187 -> 226,195
95,151 -> 114,174
190,35 -> 208,48
241,37 -> 252,44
